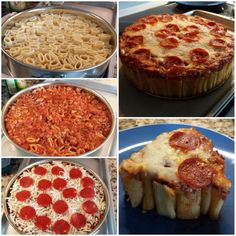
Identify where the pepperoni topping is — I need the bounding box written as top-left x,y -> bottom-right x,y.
175,14 -> 188,20
19,206 -> 36,220
16,190 -> 31,202
38,179 -> 52,191
81,177 -> 95,187
54,219 -> 70,234
70,213 -> 86,229
158,14 -> 173,23
182,32 -> 199,42
69,168 -> 82,179
190,48 -> 209,63
178,157 -> 214,189
209,38 -> 226,49
51,166 -> 64,175
37,193 -> 52,207
166,24 -> 180,32
19,176 -> 34,188
210,27 -> 226,37
207,21 -> 217,28
53,200 -> 68,214
133,48 -> 151,59
35,216 -> 51,231
155,29 -> 171,39
82,200 -> 98,214
34,166 -> 47,176
140,15 -> 158,25
63,188 -> 77,199
53,178 -> 67,190
183,25 -> 199,31
169,131 -> 200,151
80,187 -> 95,198
127,35 -> 143,47
162,56 -> 184,70
129,23 -> 146,31
160,37 -> 179,48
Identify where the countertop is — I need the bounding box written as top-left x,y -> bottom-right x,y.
119,119 -> 234,138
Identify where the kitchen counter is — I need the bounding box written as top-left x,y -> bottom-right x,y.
119,119 -> 234,138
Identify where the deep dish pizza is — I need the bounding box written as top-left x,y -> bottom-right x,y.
5,161 -> 108,234
120,128 -> 231,219
120,14 -> 234,98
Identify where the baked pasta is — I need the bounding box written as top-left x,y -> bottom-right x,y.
6,161 -> 108,234
120,128 -> 231,220
3,11 -> 113,70
120,14 -> 234,98
4,84 -> 113,156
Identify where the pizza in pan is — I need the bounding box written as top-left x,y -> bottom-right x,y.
6,161 -> 108,234
120,128 -> 231,219
120,14 -> 234,98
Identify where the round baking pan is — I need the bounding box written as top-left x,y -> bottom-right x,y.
2,6 -> 117,78
2,81 -> 116,157
4,159 -> 110,234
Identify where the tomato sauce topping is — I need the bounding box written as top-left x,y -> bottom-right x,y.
16,190 -> 31,202
160,37 -> 179,48
53,200 -> 68,214
169,131 -> 201,151
82,200 -> 98,214
80,187 -> 95,198
63,188 -> 77,199
35,216 -> 51,231
37,193 -> 52,207
190,48 -> 209,63
51,166 -> 64,175
54,219 -> 70,234
70,213 -> 86,229
19,206 -> 36,220
81,177 -> 95,187
178,157 -> 214,189
69,168 -> 82,179
38,179 -> 52,191
53,178 -> 67,190
34,166 -> 47,176
19,176 -> 34,188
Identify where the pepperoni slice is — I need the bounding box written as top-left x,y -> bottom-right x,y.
63,188 -> 77,199
37,193 -> 52,207
166,24 -> 180,32
19,206 -> 36,220
129,23 -> 146,31
53,178 -> 67,190
169,131 -> 200,151
51,166 -> 64,176
54,219 -> 70,234
34,166 -> 47,176
178,157 -> 214,189
162,56 -> 184,70
19,176 -> 34,188
155,29 -> 171,39
207,21 -> 217,28
53,200 -> 68,214
82,200 -> 98,214
190,48 -> 209,63
175,14 -> 188,20
210,27 -> 226,37
35,216 -> 51,231
133,48 -> 151,59
70,213 -> 86,229
16,190 -> 31,202
183,25 -> 199,31
182,32 -> 199,42
38,179 -> 52,191
158,14 -> 173,22
81,177 -> 95,187
127,35 -> 143,47
209,38 -> 226,49
80,187 -> 95,198
160,37 -> 179,48
140,15 -> 158,25
69,168 -> 82,179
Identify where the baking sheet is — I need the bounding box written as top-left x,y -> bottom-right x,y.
2,158 -> 117,235
119,9 -> 234,117
1,80 -> 117,157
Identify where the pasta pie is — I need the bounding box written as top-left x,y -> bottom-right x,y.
120,14 -> 234,98
6,160 -> 108,234
120,128 -> 231,220
4,84 -> 113,156
3,11 -> 113,70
